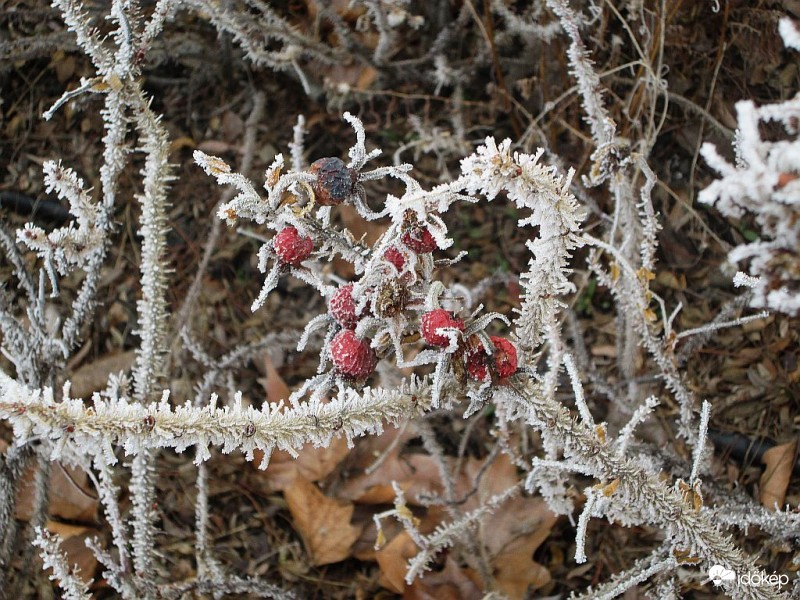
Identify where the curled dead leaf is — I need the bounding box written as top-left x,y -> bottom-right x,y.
760,440 -> 797,510
68,350 -> 135,399
15,462 -> 97,524
42,520 -> 100,587
284,476 -> 362,566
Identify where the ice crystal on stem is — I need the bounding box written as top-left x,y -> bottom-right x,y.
700,93 -> 800,314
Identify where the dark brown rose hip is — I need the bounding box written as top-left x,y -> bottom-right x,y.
309,157 -> 357,206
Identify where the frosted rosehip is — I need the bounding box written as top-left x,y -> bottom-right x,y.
466,336 -> 518,381
309,157 -> 357,206
330,330 -> 378,378
401,227 -> 438,253
329,283 -> 366,329
400,210 -> 439,254
421,309 -> 464,347
273,226 -> 313,266
384,247 -> 406,271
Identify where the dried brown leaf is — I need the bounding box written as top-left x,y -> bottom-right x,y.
338,450 -> 442,505
260,438 -> 350,492
258,353 -> 291,404
760,440 -> 797,509
284,476 -> 362,565
68,350 -> 135,399
255,355 -> 348,489
404,558 -> 483,600
490,513 -> 554,598
44,520 -> 100,586
15,463 -> 97,524
455,455 -> 556,597
375,530 -> 419,593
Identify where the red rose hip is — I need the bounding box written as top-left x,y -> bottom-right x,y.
401,227 -> 438,254
466,336 -> 518,381
273,226 -> 313,266
330,330 -> 378,378
329,283 -> 364,329
421,309 -> 464,347
384,247 -> 406,271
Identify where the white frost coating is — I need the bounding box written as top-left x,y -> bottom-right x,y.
779,18 -> 800,51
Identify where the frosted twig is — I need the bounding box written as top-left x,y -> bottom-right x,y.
564,352 -> 594,427
569,546 -> 677,600
690,401 -> 711,483
33,528 -> 92,600
131,91 -> 172,402
404,483 -> 521,582
676,311 -> 769,341
574,487 -> 597,564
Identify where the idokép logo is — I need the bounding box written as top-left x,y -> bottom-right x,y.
709,565 -> 735,586
708,564 -> 789,590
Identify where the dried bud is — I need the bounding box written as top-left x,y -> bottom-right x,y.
374,278 -> 408,318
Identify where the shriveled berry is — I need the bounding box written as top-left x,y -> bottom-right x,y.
384,247 -> 406,271
329,283 -> 366,329
374,278 -> 408,318
421,309 -> 464,347
466,336 -> 518,381
401,227 -> 438,253
309,157 -> 356,206
330,330 -> 378,378
273,226 -> 313,266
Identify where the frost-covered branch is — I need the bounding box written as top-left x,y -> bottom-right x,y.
0,370 -> 429,468
33,528 -> 93,600
699,26 -> 800,314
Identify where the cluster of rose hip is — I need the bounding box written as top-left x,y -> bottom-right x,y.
270,155 -> 518,388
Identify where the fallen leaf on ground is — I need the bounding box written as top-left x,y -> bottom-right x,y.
284,476 -> 362,565
375,530 -> 420,593
404,558 -> 483,600
15,462 -> 97,524
351,503 -> 408,562
254,354 -> 349,488
490,521 -> 555,592
259,438 -> 350,492
760,439 -> 797,509
455,454 -> 557,598
258,353 -> 291,405
68,350 -> 135,399
338,449 -> 443,505
42,520 -> 100,586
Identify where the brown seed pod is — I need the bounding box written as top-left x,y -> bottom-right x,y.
373,278 -> 408,318
308,157 -> 357,206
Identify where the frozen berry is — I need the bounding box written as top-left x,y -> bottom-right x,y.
466,336 -> 518,381
309,157 -> 356,206
273,226 -> 313,266
384,247 -> 406,271
330,330 -> 378,378
401,227 -> 438,254
421,309 -> 464,347
329,283 -> 366,329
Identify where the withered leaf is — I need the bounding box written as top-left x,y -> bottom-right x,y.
284,476 -> 362,565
